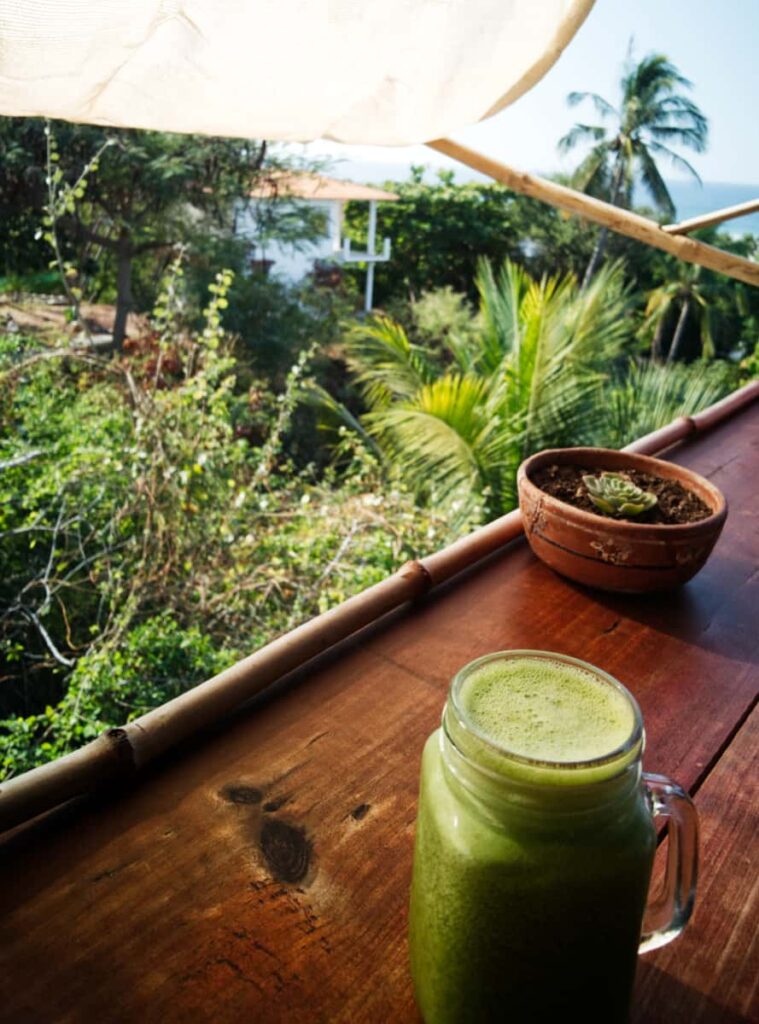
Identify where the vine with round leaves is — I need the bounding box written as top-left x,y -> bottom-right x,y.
36,121 -> 114,336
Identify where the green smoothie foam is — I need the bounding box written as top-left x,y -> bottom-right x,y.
459,655 -> 636,763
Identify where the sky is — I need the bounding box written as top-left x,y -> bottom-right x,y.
299,0 -> 759,185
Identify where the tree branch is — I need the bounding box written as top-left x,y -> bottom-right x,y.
20,607 -> 75,668
133,239 -> 172,255
73,221 -> 119,250
0,450 -> 45,473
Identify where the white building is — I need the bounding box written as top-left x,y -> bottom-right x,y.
237,172 -> 399,310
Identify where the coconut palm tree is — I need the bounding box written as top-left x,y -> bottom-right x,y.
559,50 -> 708,286
340,260 -> 633,523
312,261 -> 735,525
643,264 -> 715,363
643,229 -> 755,362
601,358 -> 734,448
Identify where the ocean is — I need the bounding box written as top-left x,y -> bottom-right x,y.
324,159 -> 759,237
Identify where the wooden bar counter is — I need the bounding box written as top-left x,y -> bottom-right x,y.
2,403 -> 758,1023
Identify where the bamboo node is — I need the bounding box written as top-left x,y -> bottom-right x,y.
104,727 -> 139,774
398,559 -> 434,595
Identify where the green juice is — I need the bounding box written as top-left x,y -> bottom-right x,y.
409,654 -> 656,1024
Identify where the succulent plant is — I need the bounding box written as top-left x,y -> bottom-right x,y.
582,472 -> 658,518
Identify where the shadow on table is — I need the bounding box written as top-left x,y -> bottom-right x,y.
633,961 -> 753,1023
576,550 -> 759,667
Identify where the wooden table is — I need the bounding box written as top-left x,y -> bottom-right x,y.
2,403 -> 758,1024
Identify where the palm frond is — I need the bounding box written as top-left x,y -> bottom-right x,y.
346,315 -> 435,409
623,54 -> 694,107
341,260 -> 726,525
653,97 -> 708,145
365,373 -> 507,509
563,50 -> 707,228
475,258 -> 529,374
643,285 -> 677,320
699,308 -> 715,360
600,359 -> 735,448
557,123 -> 607,154
571,143 -> 613,195
502,262 -> 632,455
301,381 -> 382,458
558,263 -> 633,365
567,92 -> 618,119
635,146 -> 676,218
646,124 -> 708,153
646,142 -> 702,185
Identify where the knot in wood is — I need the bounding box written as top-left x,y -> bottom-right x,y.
260,819 -> 312,884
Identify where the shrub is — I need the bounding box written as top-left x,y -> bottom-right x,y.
0,615 -> 240,777
0,271 -> 454,777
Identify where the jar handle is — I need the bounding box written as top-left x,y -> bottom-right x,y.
639,772 -> 699,953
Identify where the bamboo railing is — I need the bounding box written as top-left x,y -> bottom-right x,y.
427,140 -> 759,288
1,379 -> 758,834
663,199 -> 759,236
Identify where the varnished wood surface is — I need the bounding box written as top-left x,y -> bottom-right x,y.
633,706 -> 759,1023
1,401 -> 758,1024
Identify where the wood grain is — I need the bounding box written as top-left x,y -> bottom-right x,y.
633,706 -> 759,1023
0,402 -> 757,1023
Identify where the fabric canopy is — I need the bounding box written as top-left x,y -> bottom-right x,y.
0,0 -> 592,144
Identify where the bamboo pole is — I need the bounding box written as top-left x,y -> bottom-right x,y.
1,380 -> 758,833
662,199 -> 759,236
622,417 -> 693,456
0,524 -> 525,833
427,139 -> 759,288
690,377 -> 759,431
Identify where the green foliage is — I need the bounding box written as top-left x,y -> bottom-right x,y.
560,51 -> 708,218
0,98 -> 751,785
40,124 -> 115,325
44,121 -> 270,242
641,231 -> 759,361
326,263 -> 736,525
0,266 -> 452,777
345,166 -> 679,306
337,261 -> 634,522
560,48 -> 709,286
0,117 -> 49,276
343,171 -> 525,304
739,340 -> 759,383
1,117 -> 324,350
582,473 -> 658,517
0,615 -> 240,776
600,358 -> 737,449
341,167 -> 687,313
409,287 -> 481,360
0,268 -> 62,296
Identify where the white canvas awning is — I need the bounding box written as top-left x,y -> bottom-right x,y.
0,0 -> 593,144
3,1 -> 754,287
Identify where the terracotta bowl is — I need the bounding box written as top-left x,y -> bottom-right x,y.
517,448 -> 727,593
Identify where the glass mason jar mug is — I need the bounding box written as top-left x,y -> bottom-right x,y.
408,651 -> 698,1024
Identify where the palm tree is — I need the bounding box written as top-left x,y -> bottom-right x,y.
338,261 -> 633,523
601,358 -> 734,448
643,263 -> 714,363
313,263 -> 735,525
643,229 -> 755,362
559,50 -> 708,286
